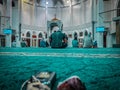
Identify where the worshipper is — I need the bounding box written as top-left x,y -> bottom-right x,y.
93,40 -> 97,48
72,37 -> 79,48
12,40 -> 16,47
72,32 -> 79,48
21,39 -> 27,47
57,76 -> 86,90
45,38 -> 50,47
74,32 -> 78,40
49,26 -> 67,48
40,38 -> 46,47
83,30 -> 93,48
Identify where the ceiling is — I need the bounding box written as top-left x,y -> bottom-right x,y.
35,0 -> 81,7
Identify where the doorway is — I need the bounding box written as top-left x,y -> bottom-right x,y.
26,38 -> 30,47
103,31 -> 107,48
116,0 -> 120,44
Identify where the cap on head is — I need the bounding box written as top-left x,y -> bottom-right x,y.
53,26 -> 60,31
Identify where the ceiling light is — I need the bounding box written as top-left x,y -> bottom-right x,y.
67,0 -> 69,3
46,1 -> 48,5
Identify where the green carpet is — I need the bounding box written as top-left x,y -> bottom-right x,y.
0,48 -> 120,90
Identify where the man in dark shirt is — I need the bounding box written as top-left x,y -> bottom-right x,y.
49,27 -> 67,48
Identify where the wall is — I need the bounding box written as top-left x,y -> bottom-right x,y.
21,0 -> 92,29
12,1 -> 19,33
21,0 -> 93,47
0,4 -> 4,33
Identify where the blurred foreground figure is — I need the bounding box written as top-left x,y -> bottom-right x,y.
57,76 -> 86,90
27,76 -> 50,90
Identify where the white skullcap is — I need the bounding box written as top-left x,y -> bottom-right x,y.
53,26 -> 59,31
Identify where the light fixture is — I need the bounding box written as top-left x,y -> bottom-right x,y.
67,0 -> 69,3
46,1 -> 48,5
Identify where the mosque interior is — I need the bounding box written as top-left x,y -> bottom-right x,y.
0,0 -> 120,90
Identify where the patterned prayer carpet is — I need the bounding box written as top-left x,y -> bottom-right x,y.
0,47 -> 120,90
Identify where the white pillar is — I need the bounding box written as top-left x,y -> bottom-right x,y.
5,34 -> 11,47
15,0 -> 22,47
30,34 -> 33,47
5,0 -> 12,47
33,0 -> 36,26
70,0 -> 73,26
36,38 -> 38,47
107,33 -> 112,48
16,34 -> 21,47
96,0 -> 104,48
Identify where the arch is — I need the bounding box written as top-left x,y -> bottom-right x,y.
26,31 -> 31,37
38,32 -> 43,38
25,31 -> 31,47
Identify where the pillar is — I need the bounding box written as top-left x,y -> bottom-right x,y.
5,0 -> 12,47
96,0 -> 104,48
15,0 -> 22,47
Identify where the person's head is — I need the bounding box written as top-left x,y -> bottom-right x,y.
53,26 -> 60,32
88,32 -> 91,37
84,30 -> 88,36
57,76 -> 86,90
74,37 -> 77,40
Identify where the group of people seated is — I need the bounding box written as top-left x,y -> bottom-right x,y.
72,30 -> 97,48
40,28 -> 97,48
12,39 -> 28,47
40,26 -> 68,48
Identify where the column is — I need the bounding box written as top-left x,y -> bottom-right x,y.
70,0 -> 73,26
96,0 -> 104,48
16,0 -> 22,47
33,0 -> 36,26
5,0 -> 12,47
33,0 -> 38,47
107,32 -> 112,47
81,0 -> 85,24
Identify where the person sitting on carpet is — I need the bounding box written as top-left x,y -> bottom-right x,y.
72,32 -> 79,48
57,76 -> 86,90
49,26 -> 67,48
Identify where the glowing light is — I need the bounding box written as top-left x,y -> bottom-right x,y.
46,1 -> 48,5
67,0 -> 69,3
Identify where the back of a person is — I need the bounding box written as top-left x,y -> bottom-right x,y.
12,40 -> 16,47
50,31 -> 64,48
72,39 -> 78,48
21,40 -> 27,47
40,39 -> 46,47
83,36 -> 92,48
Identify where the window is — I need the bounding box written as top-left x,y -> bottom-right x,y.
68,34 -> 72,38
79,32 -> 83,37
